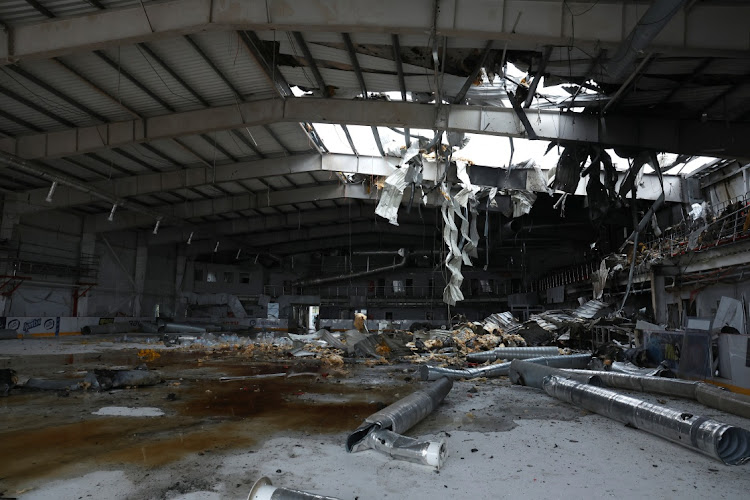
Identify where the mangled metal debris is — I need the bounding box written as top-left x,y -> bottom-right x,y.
483,312 -> 522,334
346,377 -> 452,469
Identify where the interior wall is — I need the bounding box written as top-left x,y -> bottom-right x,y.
86,233 -> 138,317
5,215 -> 82,316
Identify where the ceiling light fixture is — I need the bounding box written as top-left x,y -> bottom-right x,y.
45,181 -> 58,203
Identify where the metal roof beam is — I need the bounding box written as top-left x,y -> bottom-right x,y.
238,30 -> 292,97
453,40 -> 493,105
5,0 -> 750,64
93,50 -> 175,112
23,0 -> 55,19
0,107 -> 43,132
51,58 -> 142,119
184,34 -> 243,100
83,183 -> 393,232
149,205 -> 368,247
5,64 -> 108,122
391,34 -> 410,147
262,125 -> 290,155
231,129 -> 264,158
181,221 -> 432,255
0,84 -> 76,128
23,152 -> 405,214
655,57 -> 712,106
341,32 -> 386,156
523,45 -> 551,108
136,42 -> 211,107
291,32 -> 329,97
238,30 -> 326,153
3,98 -> 750,159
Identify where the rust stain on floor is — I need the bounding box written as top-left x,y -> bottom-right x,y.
0,353 -> 404,492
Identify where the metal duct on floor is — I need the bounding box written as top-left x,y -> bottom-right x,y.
158,323 -> 208,334
467,346 -> 559,363
346,377 -> 452,468
542,375 -> 750,465
509,359 -> 603,389
562,369 -> 697,399
418,354 -> 592,381
694,384 -> 750,420
248,477 -> 341,500
81,323 -> 138,335
610,361 -> 674,377
561,369 -> 750,420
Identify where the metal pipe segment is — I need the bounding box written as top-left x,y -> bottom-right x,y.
466,346 -> 559,363
418,354 -> 592,381
542,375 -> 750,465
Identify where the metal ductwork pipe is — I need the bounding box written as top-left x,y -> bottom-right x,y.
0,151 -> 165,223
418,354 -> 592,381
81,323 -> 138,335
347,377 -> 452,468
562,369 -> 750,420
542,375 -> 750,465
609,361 -> 675,377
248,477 -> 341,500
467,346 -> 559,363
158,323 -> 208,334
562,369 -> 697,399
695,384 -> 750,421
295,249 -> 408,287
351,249 -> 406,256
509,359 -> 604,389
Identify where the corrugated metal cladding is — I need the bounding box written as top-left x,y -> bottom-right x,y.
97,44 -> 205,113
15,59 -> 136,122
144,138 -> 204,166
175,134 -> 236,164
234,126 -> 285,156
42,158 -> 100,181
59,51 -> 169,118
0,0 -> 154,24
0,74 -> 69,132
622,86 -> 730,108
0,66 -> 100,130
265,122 -> 315,153
189,31 -> 278,101
272,37 -> 430,75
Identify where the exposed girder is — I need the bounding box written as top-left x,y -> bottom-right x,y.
2,97 -> 750,160
3,0 -> 749,65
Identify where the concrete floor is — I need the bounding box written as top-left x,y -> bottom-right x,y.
1,336 -> 748,500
